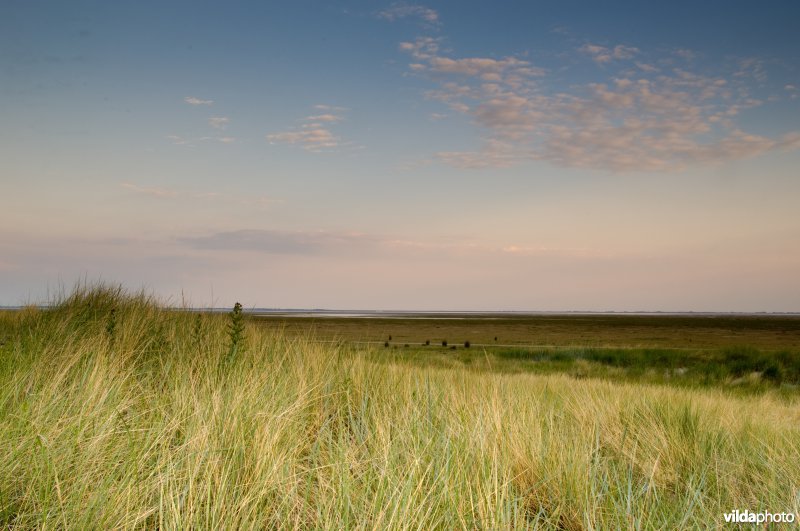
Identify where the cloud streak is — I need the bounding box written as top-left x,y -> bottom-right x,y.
120,183 -> 282,209
184,96 -> 213,105
179,228 -> 606,261
181,229 -> 381,255
267,106 -> 349,152
166,134 -> 236,147
378,3 -> 439,25
120,182 -> 178,198
208,116 -> 230,129
305,113 -> 342,123
579,43 -> 639,64
267,128 -> 339,151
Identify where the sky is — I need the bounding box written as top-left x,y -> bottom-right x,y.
2,0 -> 799,311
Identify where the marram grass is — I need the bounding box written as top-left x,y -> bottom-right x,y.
1,286 -> 799,529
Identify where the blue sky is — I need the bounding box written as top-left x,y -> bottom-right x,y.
2,1 -> 799,310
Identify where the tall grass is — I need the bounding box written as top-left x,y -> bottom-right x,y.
1,285 -> 799,528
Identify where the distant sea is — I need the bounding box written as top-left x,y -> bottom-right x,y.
1,306 -> 797,317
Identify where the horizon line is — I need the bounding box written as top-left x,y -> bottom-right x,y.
2,305 -> 799,317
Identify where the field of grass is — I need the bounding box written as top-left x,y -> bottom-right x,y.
1,287 -> 799,528
253,312 -> 800,349
255,313 -> 800,394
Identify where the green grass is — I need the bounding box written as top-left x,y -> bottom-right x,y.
357,344 -> 800,396
254,312 -> 800,394
1,285 -> 799,528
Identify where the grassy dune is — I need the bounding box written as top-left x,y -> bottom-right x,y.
1,287 -> 799,528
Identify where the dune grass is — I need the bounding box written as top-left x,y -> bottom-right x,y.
1,286 -> 799,528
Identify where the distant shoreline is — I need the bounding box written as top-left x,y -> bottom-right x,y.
3,306 -> 799,317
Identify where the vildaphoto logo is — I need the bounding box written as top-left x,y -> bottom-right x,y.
723,509 -> 797,524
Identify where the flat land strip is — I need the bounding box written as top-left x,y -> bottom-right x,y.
252,313 -> 800,349
253,313 -> 800,391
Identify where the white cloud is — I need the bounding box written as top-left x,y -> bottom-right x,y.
673,48 -> 696,61
378,3 -> 439,25
635,62 -> 659,73
305,113 -> 342,123
579,43 -> 639,64
268,128 -> 339,151
735,58 -> 767,83
400,37 -> 546,82
313,104 -> 348,112
399,37 -> 440,59
209,116 -> 230,129
427,56 -> 545,77
166,134 -> 235,147
268,106 -> 349,152
399,38 -> 799,172
166,134 -> 192,146
184,96 -> 213,105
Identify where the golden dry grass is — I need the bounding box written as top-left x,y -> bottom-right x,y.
1,287 -> 798,528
